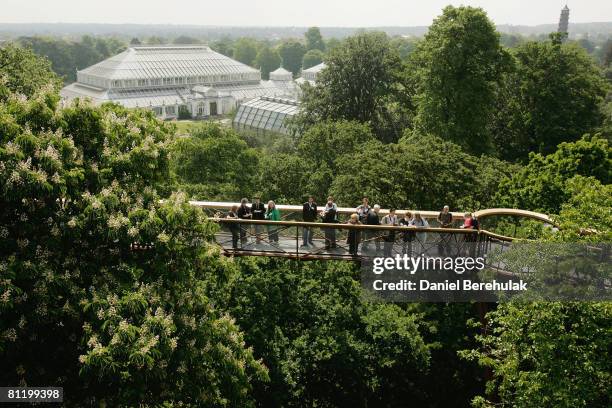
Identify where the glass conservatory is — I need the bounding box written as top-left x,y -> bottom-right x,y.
61,45 -> 289,119
233,96 -> 299,135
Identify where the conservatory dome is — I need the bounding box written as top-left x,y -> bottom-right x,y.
270,67 -> 293,81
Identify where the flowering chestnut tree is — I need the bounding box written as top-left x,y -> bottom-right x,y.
0,75 -> 267,406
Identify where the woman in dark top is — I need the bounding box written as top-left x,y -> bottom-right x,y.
236,198 -> 252,245
321,200 -> 338,250
227,205 -> 240,249
399,211 -> 415,256
346,213 -> 362,255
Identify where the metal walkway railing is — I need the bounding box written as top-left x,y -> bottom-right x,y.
212,218 -> 512,261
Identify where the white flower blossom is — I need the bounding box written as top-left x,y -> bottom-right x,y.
128,226 -> 139,237
4,329 -> 17,342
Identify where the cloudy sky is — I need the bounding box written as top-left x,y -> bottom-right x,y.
1,1 -> 610,27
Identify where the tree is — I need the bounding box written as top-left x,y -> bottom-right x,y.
496,135 -> 611,214
170,123 -> 260,200
177,104 -> 192,119
173,35 -> 200,44
297,120 -> 374,171
0,43 -> 61,97
130,37 -> 141,45
71,40 -> 104,72
0,77 -> 267,405
255,46 -> 281,80
463,302 -> 611,408
390,36 -> 418,60
146,36 -> 166,45
491,34 -> 609,161
553,176 -> 612,241
330,132 -> 512,209
326,38 -> 341,52
411,6 -> 512,154
302,49 -> 324,70
464,162 -> 612,408
16,36 -> 127,84
278,40 -> 306,76
233,38 -> 258,67
211,37 -> 234,57
17,36 -> 76,83
227,258 -> 431,407
256,153 -> 317,203
304,26 -> 325,52
295,32 -> 412,143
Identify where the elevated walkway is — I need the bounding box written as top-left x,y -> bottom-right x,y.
191,201 -> 554,260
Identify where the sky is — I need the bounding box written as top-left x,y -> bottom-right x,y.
1,1 -> 610,27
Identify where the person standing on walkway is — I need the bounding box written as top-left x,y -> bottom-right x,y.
321,198 -> 338,250
251,196 -> 265,244
381,208 -> 399,257
346,213 -> 362,255
437,205 -> 453,256
226,205 -> 240,249
265,200 -> 281,243
302,195 -> 317,247
400,211 -> 414,256
363,204 -> 381,251
411,212 -> 430,256
237,198 -> 252,245
356,196 -> 371,223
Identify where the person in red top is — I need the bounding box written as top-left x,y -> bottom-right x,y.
461,213 -> 477,248
462,213 -> 474,229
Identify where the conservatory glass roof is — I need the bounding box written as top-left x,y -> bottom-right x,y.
78,45 -> 260,81
233,96 -> 300,134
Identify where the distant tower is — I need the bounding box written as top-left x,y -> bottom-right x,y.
558,5 -> 570,36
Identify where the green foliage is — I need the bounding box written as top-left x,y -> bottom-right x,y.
296,32 -> 412,143
227,258 -> 430,407
232,38 -> 258,66
0,43 -> 62,97
302,49 -> 324,70
462,302 -> 611,408
211,37 -> 235,57
552,176 -> 612,241
278,40 -> 306,76
173,35 -> 201,44
305,27 -> 326,52
256,153 -> 319,203
170,123 -> 260,200
255,46 -> 281,80
411,6 -> 512,154
177,105 -> 192,120
329,132 -> 514,210
496,135 -> 611,213
412,303 -> 486,408
17,35 -> 126,83
0,84 -> 266,405
297,120 -> 375,171
146,36 -> 166,45
389,36 -> 419,60
492,35 -> 610,161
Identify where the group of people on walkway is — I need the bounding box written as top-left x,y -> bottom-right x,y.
225,195 -> 479,255
226,197 -> 281,248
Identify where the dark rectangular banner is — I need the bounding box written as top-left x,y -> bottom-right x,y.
361,243 -> 611,302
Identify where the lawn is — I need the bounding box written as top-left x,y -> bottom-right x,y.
172,118 -> 233,135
